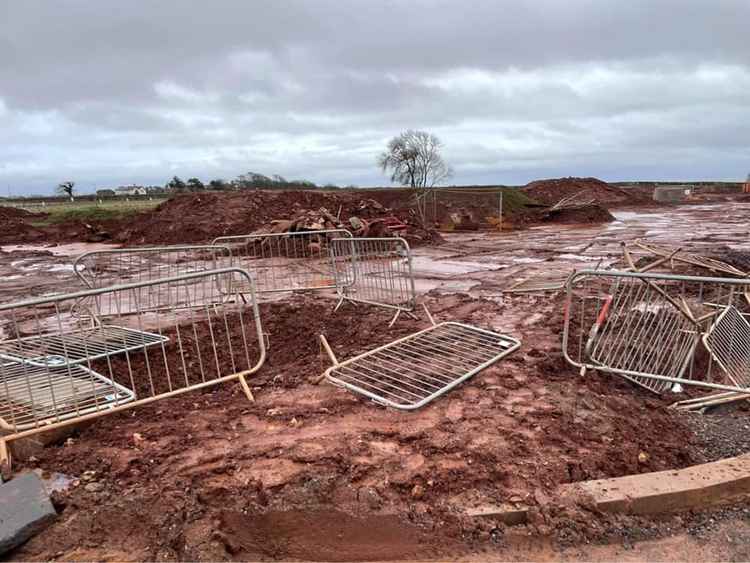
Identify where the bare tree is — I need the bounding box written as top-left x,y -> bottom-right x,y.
378,130 -> 452,223
56,181 -> 75,200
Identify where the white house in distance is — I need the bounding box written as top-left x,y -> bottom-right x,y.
115,185 -> 148,196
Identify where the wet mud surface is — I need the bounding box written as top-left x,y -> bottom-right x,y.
2,198 -> 750,560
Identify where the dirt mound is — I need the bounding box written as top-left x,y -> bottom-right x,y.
542,203 -> 616,224
0,206 -> 48,242
522,177 -> 633,206
114,190 -> 446,246
0,205 -> 43,220
0,205 -> 116,245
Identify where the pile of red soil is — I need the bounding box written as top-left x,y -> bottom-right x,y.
0,206 -> 48,241
113,190 -> 450,246
0,206 -> 41,220
542,203 -> 616,224
0,205 -> 115,245
522,177 -> 636,206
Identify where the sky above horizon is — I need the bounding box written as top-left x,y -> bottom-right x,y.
1,1 -> 749,195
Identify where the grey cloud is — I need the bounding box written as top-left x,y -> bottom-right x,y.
0,0 -> 749,194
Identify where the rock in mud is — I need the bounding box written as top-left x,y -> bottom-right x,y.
0,472 -> 57,554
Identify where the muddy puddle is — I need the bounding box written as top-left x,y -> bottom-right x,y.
405,201 -> 750,302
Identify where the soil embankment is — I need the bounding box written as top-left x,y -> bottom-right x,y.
521,177 -> 650,206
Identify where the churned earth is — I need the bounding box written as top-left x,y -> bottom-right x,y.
2,195 -> 750,561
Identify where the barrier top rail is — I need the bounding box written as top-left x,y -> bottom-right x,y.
211,228 -> 352,245
73,244 -> 233,289
211,229 -> 353,295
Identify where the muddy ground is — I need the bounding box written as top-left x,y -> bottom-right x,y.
2,196 -> 750,561
0,177 -> 659,247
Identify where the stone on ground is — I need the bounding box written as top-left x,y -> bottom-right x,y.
0,472 -> 57,554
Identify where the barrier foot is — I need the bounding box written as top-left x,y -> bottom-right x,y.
387,309 -> 402,328
238,375 -> 255,403
421,303 -> 436,326
0,438 -> 11,479
314,335 -> 339,385
333,297 -> 346,313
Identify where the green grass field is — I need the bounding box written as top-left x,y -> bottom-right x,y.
19,198 -> 165,225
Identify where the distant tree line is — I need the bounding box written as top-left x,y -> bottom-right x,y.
163,172 -> 349,193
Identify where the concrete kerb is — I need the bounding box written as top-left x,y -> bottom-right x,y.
467,453 -> 750,524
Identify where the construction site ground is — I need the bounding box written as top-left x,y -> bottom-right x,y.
2,197 -> 750,561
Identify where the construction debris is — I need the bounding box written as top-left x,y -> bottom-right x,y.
671,391 -> 750,412
540,191 -> 615,224
549,191 -> 596,211
623,239 -> 748,278
502,275 -> 569,294
521,176 -> 640,205
703,306 -> 750,388
564,269 -> 750,395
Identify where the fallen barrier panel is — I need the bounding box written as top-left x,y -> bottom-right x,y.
331,237 -> 417,315
563,269 -> 750,394
0,268 -> 266,465
703,306 -> 750,389
322,322 -> 520,410
212,229 -> 352,294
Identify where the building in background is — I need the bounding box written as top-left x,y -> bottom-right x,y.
115,185 -> 148,196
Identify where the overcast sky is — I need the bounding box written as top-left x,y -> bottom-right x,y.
1,1 -> 749,195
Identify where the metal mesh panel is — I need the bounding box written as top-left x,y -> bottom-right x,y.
0,362 -> 135,431
212,230 -> 352,294
332,237 -> 417,313
0,326 -> 167,367
74,245 -> 233,289
563,270 -> 750,394
703,306 -> 750,388
324,322 -> 520,410
0,268 -> 266,442
584,277 -> 700,393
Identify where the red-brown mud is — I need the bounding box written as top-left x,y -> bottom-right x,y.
522,177 -> 650,206
541,203 -> 616,224
217,508 -> 454,561
0,206 -> 48,242
110,189 -> 511,246
0,188 -> 535,247
10,294 -> 703,561
0,205 -> 117,245
4,196 -> 750,561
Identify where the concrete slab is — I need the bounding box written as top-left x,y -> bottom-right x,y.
566,453 -> 750,515
468,453 -> 750,524
0,472 -> 57,554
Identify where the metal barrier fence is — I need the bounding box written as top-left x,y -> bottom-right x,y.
562,270 -> 750,394
74,245 -> 234,289
212,229 -> 352,294
321,322 -> 520,410
332,237 -> 417,324
0,268 -> 266,467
